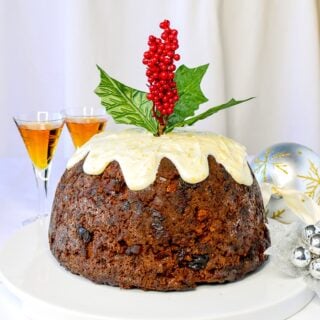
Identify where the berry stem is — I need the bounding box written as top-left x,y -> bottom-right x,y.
157,122 -> 166,136
152,102 -> 167,136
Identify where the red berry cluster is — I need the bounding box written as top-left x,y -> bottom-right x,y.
143,20 -> 180,119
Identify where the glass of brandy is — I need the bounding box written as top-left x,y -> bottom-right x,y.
13,111 -> 64,224
64,107 -> 107,149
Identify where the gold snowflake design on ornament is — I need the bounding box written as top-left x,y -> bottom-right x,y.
298,160 -> 320,205
271,209 -> 287,223
253,149 -> 291,182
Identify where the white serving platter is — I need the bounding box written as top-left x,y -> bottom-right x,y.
0,219 -> 314,320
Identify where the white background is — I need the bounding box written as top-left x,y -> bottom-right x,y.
0,1 -> 320,318
0,0 -> 320,158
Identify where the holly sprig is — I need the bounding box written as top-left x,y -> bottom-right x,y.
95,63 -> 253,135
95,19 -> 253,136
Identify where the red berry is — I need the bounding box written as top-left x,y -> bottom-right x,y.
144,52 -> 151,59
171,29 -> 178,36
168,72 -> 174,79
161,32 -> 169,40
149,44 -> 157,51
167,51 -> 174,58
160,64 -> 167,71
143,20 -> 180,118
171,44 -> 178,51
168,65 -> 176,71
164,57 -> 171,64
159,72 -> 167,80
160,20 -> 170,29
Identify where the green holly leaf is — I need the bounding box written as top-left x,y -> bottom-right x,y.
95,65 -> 158,135
167,64 -> 209,128
165,97 -> 254,132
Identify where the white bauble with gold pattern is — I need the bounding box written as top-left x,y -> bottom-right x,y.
250,143 -> 320,224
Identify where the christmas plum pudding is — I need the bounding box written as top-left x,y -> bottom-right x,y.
49,130 -> 269,291
49,19 -> 270,291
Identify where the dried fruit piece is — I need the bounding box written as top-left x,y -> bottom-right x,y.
187,254 -> 209,270
78,227 -> 92,243
125,244 -> 142,256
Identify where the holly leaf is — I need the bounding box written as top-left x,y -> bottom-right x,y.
95,65 -> 158,135
167,64 -> 209,127
165,97 -> 254,132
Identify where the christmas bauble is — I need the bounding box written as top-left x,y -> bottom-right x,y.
309,258 -> 320,280
302,225 -> 320,244
290,246 -> 311,268
250,143 -> 320,223
309,234 -> 320,255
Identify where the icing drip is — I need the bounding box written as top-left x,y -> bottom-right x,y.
67,129 -> 253,190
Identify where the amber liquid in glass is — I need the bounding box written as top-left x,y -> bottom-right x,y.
17,122 -> 63,170
66,117 -> 107,148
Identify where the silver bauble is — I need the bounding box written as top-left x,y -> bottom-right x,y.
250,143 -> 320,224
290,246 -> 312,268
302,225 -> 320,244
309,258 -> 320,279
309,234 -> 320,255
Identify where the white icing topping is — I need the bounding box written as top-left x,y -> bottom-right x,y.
67,129 -> 253,190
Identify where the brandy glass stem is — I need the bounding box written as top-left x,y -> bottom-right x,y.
28,164 -> 52,225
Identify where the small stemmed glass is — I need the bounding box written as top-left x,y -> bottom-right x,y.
64,107 -> 107,149
13,111 -> 64,225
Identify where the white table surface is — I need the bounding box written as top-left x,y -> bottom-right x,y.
1,156 -> 320,319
